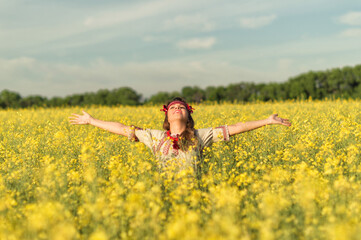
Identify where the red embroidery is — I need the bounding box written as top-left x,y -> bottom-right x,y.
157,131 -> 182,156
156,135 -> 167,153
215,125 -> 230,141
156,133 -> 171,155
163,141 -> 171,155
173,148 -> 179,156
167,130 -> 181,150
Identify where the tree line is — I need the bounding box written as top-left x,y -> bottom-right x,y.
1,64 -> 361,109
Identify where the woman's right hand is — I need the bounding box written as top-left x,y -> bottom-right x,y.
69,110 -> 93,125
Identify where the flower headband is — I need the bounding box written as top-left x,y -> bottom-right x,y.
160,100 -> 195,114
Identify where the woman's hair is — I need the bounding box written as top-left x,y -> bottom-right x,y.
163,97 -> 198,151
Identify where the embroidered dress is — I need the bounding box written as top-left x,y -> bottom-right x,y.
128,125 -> 230,171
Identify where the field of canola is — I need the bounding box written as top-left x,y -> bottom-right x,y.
1,99 -> 361,240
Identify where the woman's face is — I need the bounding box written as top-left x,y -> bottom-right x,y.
167,103 -> 188,123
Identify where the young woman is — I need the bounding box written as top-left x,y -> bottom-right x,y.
69,97 -> 291,171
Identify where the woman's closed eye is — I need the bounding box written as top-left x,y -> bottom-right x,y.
170,106 -> 185,109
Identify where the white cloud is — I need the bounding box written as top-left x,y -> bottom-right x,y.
143,35 -> 157,42
83,1 -> 168,28
339,11 -> 361,26
83,0 -> 210,29
340,28 -> 361,37
240,14 -> 277,29
177,37 -> 216,49
142,35 -> 172,43
163,14 -> 215,32
277,58 -> 293,71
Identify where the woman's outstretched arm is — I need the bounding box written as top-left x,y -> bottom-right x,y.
69,110 -> 131,137
227,113 -> 291,136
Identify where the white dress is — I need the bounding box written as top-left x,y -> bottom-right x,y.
128,125 -> 230,171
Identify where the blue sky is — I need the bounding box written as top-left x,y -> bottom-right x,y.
1,0 -> 361,99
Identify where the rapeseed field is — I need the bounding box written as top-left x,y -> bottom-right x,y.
1,99 -> 361,240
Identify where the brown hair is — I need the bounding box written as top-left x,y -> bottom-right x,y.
163,97 -> 198,151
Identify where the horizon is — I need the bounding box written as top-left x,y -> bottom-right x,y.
1,0 -> 361,99
1,62 -> 360,101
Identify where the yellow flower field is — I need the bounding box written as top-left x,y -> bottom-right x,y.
1,99 -> 361,240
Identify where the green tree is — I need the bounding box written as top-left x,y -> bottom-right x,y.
181,86 -> 205,103
83,92 -> 97,105
314,71 -> 328,99
302,72 -> 317,99
48,97 -> 65,107
106,87 -> 141,106
95,89 -> 110,105
64,94 -> 85,106
339,66 -> 356,98
205,86 -> 226,102
327,68 -> 343,96
20,95 -> 47,108
0,89 -> 21,108
351,65 -> 361,98
224,82 -> 256,102
147,92 -> 171,104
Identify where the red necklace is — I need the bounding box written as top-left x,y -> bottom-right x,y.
166,130 -> 180,150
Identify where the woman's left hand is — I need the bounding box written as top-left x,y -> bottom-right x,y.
267,113 -> 291,126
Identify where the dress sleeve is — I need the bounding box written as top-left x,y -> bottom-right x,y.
128,125 -> 143,142
128,127 -> 165,152
196,125 -> 230,148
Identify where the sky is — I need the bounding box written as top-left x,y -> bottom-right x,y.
1,0 -> 361,100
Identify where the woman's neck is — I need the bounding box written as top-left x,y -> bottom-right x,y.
169,122 -> 186,135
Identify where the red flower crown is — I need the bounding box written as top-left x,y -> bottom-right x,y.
160,100 -> 194,115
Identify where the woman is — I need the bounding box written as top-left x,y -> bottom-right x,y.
69,97 -> 291,171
